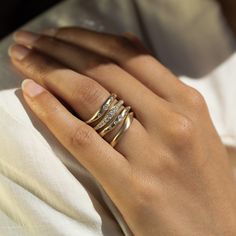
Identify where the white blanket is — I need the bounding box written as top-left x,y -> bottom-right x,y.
0,0 -> 236,235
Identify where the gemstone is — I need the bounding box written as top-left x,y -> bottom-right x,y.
103,104 -> 109,110
94,100 -> 124,130
105,106 -> 130,131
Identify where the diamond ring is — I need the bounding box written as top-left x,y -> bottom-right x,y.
85,93 -> 134,147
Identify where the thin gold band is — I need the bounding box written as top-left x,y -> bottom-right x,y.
94,100 -> 124,130
85,92 -> 134,147
85,93 -> 117,124
99,106 -> 131,137
110,112 -> 134,147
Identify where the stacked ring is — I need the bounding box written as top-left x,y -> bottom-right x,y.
85,93 -> 117,124
85,93 -> 134,147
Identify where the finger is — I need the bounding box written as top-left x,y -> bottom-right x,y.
42,27 -> 184,100
13,31 -> 170,129
21,79 -> 130,203
9,44 -> 149,159
123,32 -> 150,53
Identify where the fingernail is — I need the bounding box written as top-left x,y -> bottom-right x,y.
14,30 -> 40,46
8,44 -> 30,60
21,79 -> 45,97
42,28 -> 58,36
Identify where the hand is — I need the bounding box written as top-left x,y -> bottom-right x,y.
9,27 -> 236,235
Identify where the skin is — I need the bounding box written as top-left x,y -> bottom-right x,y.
8,27 -> 236,235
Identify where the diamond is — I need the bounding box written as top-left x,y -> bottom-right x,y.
103,104 -> 109,110
99,106 -> 131,136
94,100 -> 124,130
86,93 -> 117,124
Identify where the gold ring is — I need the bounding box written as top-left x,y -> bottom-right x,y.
99,106 -> 131,137
85,93 -> 117,124
94,100 -> 124,130
86,93 -> 134,147
110,112 -> 134,147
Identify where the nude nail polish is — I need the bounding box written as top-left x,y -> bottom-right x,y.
8,44 -> 30,60
21,79 -> 45,97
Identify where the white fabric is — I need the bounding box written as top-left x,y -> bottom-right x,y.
0,0 -> 236,235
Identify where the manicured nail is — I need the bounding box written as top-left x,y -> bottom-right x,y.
42,28 -> 57,36
14,30 -> 40,46
8,44 -> 30,60
21,79 -> 45,97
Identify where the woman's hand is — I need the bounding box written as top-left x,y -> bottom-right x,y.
9,27 -> 236,235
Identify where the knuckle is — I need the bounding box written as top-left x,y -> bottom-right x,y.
133,181 -> 153,209
129,170 -> 156,205
22,52 -> 55,81
184,86 -> 207,111
169,114 -> 195,147
71,124 -> 96,146
129,175 -> 160,219
23,59 -> 36,73
73,79 -> 104,106
24,60 -> 47,80
138,187 -> 156,207
161,67 -> 172,78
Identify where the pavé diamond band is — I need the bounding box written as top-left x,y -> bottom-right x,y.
85,93 -> 117,124
99,106 -> 131,137
85,93 -> 134,147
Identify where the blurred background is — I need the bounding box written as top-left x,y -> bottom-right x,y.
0,0 -> 236,78
0,0 -> 62,39
0,0 -> 236,40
